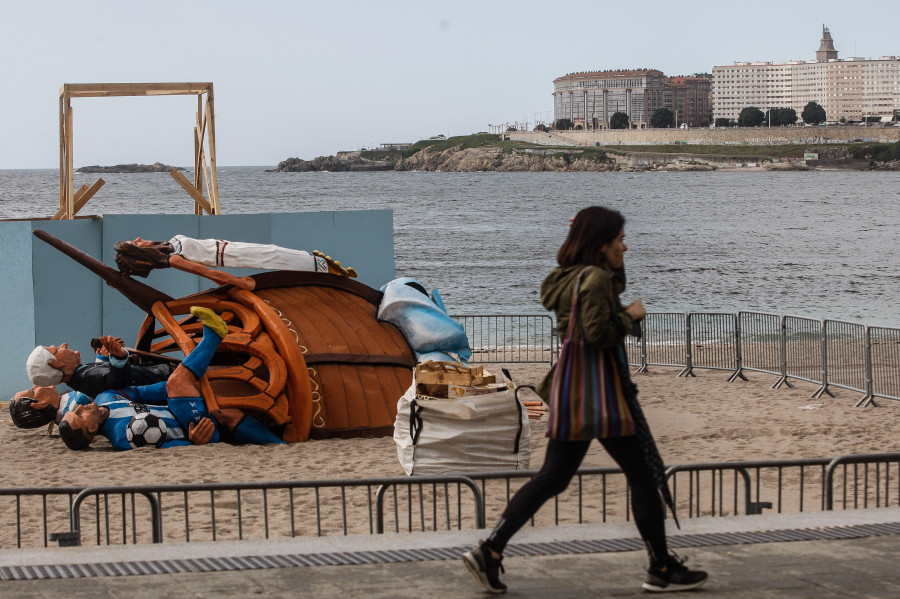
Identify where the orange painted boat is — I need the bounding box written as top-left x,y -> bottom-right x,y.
35,230 -> 415,442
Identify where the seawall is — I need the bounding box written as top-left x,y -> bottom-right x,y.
508,125 -> 900,147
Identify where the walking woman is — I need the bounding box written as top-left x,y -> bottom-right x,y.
462,206 -> 707,593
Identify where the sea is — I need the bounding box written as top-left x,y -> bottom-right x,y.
1,168 -> 899,327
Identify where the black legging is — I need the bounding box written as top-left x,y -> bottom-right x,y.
485,435 -> 667,563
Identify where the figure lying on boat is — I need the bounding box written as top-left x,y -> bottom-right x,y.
114,235 -> 357,290
20,230 -> 470,444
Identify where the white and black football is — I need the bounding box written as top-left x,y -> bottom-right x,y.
125,413 -> 167,448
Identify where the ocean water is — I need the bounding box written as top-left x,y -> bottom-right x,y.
1,168 -> 899,327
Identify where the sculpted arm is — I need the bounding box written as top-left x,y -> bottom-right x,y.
168,255 -> 256,290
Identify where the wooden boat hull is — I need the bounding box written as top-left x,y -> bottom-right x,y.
135,271 -> 414,442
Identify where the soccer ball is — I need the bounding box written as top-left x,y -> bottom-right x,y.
126,413 -> 167,448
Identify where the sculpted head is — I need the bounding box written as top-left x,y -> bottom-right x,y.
9,386 -> 60,429
114,237 -> 174,277
26,344 -> 81,386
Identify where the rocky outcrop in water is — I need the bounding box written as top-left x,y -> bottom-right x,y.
76,162 -> 183,173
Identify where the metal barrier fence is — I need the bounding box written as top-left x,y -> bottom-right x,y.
869,327 -> 900,404
514,310 -> 900,404
4,453 -> 899,549
452,314 -> 556,366
735,311 -> 782,379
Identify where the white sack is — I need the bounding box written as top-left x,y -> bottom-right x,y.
394,373 -> 531,475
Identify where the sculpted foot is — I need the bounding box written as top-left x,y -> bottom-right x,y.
314,250 -> 358,278
189,306 -> 229,339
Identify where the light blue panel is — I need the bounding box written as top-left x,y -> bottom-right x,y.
0,222 -> 37,398
102,214 -> 201,345
270,212 -> 335,259
30,218 -> 104,383
331,210 -> 395,288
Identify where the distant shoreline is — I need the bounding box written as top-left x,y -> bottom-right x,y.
270,132 -> 900,173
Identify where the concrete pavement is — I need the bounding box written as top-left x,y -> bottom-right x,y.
1,507 -> 898,598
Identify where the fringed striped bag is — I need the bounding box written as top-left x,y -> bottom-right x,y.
548,268 -> 636,441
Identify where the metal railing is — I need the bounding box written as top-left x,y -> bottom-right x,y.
458,311 -> 899,403
452,314 -> 557,366
4,453 -> 900,549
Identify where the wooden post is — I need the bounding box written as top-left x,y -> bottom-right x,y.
206,85 -> 220,214
65,96 -> 74,220
58,93 -> 66,216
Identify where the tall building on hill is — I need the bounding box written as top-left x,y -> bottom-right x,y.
712,27 -> 900,123
552,69 -> 712,129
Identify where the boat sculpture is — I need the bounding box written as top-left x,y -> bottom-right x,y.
34,230 -> 415,442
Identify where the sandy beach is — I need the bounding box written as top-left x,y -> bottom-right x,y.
2,363 -> 898,547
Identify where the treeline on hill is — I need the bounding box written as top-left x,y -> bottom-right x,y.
848,140 -> 900,162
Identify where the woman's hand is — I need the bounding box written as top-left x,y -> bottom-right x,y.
625,299 -> 646,322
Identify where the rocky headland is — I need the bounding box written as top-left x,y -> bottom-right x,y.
76,162 -> 184,173
274,146 -> 631,173
272,135 -> 900,173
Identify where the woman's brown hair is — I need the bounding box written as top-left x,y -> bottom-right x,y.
556,206 -> 625,268
114,240 -> 174,278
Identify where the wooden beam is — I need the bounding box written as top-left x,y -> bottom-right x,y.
52,179 -> 105,220
169,169 -> 213,215
206,89 -> 220,214
65,99 -> 74,220
60,82 -> 213,98
58,95 -> 66,214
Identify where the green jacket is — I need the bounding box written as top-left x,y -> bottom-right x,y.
536,264 -> 634,400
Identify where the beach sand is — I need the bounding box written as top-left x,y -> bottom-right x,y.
2,364 -> 897,547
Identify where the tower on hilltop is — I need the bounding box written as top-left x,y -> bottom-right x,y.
816,25 -> 838,62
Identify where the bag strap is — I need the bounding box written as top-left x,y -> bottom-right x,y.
513,385 -> 535,454
566,266 -> 593,342
409,399 -> 424,445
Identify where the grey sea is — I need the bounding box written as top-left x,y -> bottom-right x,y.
1,168 -> 898,327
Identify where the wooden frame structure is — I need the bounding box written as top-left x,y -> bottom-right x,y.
57,82 -> 220,219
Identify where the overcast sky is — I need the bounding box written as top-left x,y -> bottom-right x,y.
1,0 -> 897,168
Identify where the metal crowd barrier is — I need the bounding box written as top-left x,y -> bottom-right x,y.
5,453 -> 899,549
452,314 -> 556,366
681,312 -> 739,378
734,311 -> 782,379
817,320 -> 868,399
534,310 -> 899,404
868,327 -> 900,405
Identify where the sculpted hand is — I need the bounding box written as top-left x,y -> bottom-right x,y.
101,336 -> 127,358
188,417 -> 215,445
625,299 -> 646,322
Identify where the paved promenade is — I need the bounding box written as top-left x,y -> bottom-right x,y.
1,508 -> 898,598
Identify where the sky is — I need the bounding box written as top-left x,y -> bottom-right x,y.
1,0 -> 898,169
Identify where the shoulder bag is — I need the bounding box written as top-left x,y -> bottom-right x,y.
548,267 -> 636,441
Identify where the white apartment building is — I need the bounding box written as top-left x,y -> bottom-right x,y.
712,27 -> 900,123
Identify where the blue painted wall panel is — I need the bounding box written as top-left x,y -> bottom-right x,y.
31,218 -> 104,377
332,210 -> 395,287
0,223 -> 37,394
